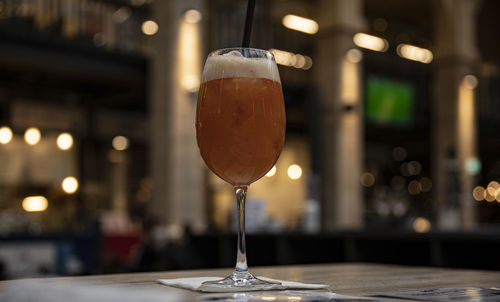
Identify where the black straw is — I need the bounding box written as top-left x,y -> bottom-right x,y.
242,0 -> 256,47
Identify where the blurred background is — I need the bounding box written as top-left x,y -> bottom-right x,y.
0,0 -> 499,280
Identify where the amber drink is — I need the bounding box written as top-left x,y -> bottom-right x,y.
197,71 -> 285,185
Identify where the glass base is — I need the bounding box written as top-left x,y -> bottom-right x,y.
200,271 -> 281,292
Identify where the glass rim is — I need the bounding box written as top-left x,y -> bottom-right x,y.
207,47 -> 274,59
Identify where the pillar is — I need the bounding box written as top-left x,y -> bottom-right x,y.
315,0 -> 366,230
149,0 -> 206,232
433,0 -> 480,229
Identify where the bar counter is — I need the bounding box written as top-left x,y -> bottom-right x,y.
1,263 -> 500,301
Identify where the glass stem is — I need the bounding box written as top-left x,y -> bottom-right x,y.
233,185 -> 250,277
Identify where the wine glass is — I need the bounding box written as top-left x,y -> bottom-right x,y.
196,48 -> 286,291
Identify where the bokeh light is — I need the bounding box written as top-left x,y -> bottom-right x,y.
413,217 -> 431,233
0,126 -> 13,144
392,146 -> 407,161
486,181 -> 500,198
400,162 -> 410,177
270,49 -> 313,70
112,6 -> 131,24
472,186 -> 485,201
360,172 -> 375,187
465,157 -> 481,175
408,180 -> 422,195
62,177 -> 79,194
287,164 -> 302,180
396,43 -> 433,64
22,196 -> 48,212
265,165 -> 277,177
485,187 -> 496,202
353,32 -> 389,52
184,9 -> 202,23
112,136 -> 129,151
142,20 -> 159,35
57,133 -> 73,150
24,127 -> 41,145
420,177 -> 432,192
407,161 -> 422,175
346,48 -> 363,63
462,74 -> 478,89
282,14 -> 318,35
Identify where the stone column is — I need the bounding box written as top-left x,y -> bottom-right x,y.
433,0 -> 480,229
149,0 -> 206,232
315,0 -> 365,230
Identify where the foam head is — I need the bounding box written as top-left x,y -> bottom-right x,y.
202,50 -> 281,83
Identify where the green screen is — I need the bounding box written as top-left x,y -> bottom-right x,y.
365,76 -> 414,126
